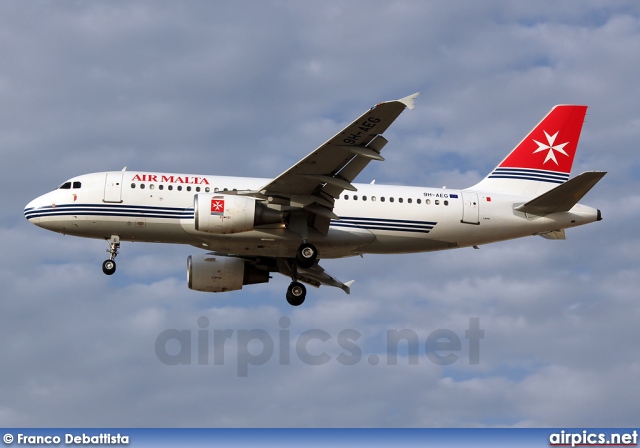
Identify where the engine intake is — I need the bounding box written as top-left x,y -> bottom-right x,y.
194,193 -> 282,234
187,254 -> 270,293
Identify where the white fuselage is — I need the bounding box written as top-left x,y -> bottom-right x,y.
24,171 -> 600,259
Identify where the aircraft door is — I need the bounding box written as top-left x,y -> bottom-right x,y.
103,172 -> 124,203
461,191 -> 479,225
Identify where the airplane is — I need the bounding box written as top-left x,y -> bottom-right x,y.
24,93 -> 605,306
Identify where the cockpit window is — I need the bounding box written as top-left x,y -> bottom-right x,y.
58,181 -> 81,189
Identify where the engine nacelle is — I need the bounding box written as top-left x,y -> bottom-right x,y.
194,193 -> 282,234
187,254 -> 270,293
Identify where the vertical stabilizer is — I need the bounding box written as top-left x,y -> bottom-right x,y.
469,105 -> 588,196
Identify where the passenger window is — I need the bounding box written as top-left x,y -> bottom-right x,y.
177,186 -> 182,191
399,198 -> 403,203
444,200 -> 449,206
59,182 -> 71,189
371,196 -> 376,201
381,197 -> 385,202
344,195 -> 349,200
426,199 -> 431,205
196,187 -> 201,192
168,185 -> 173,191
159,185 -> 164,190
187,186 -> 191,192
131,183 -> 136,189
435,200 -> 440,205
362,196 -> 367,201
408,198 -> 412,204
417,199 -> 421,204
353,195 -> 358,200
150,184 -> 155,190
140,184 -> 146,190
390,197 -> 394,203
205,187 -> 210,193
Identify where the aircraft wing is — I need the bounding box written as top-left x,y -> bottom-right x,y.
276,258 -> 354,294
206,253 -> 355,295
257,93 -> 419,227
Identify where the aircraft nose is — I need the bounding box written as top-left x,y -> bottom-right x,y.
24,196 -> 47,224
24,199 -> 39,223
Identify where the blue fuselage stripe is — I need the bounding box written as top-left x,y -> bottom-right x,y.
25,205 -> 439,234
24,204 -> 193,220
332,216 -> 437,234
490,168 -> 569,183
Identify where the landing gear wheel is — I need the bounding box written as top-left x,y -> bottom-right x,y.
286,281 -> 306,306
103,235 -> 120,276
102,259 -> 116,275
296,243 -> 317,269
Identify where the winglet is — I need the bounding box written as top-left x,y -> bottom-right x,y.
397,92 -> 420,110
342,280 -> 356,294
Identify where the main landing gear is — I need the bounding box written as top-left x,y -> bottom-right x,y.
286,281 -> 306,306
285,242 -> 318,306
102,235 -> 120,276
296,242 -> 317,269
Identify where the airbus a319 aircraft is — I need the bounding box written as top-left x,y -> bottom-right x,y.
25,93 -> 605,305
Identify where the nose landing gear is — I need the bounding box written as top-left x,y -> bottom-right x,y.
102,235 -> 120,275
283,254 -> 310,306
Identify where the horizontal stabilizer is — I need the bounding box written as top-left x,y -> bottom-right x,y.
515,171 -> 606,214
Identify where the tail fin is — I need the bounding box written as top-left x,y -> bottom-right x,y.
470,105 -> 588,195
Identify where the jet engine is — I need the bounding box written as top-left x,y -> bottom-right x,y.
187,254 -> 270,292
194,194 -> 282,234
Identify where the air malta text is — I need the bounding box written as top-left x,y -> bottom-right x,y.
132,174 -> 210,185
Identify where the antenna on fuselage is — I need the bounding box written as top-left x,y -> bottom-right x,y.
121,166 -> 127,171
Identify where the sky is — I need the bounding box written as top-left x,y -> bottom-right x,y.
1,0 -> 639,428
